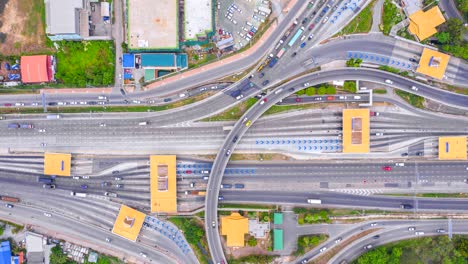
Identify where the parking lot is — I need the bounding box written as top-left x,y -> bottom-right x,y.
217,0 -> 272,50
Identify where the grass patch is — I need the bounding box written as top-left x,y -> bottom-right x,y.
202,98 -> 257,121
373,89 -> 387,94
354,235 -> 468,264
294,208 -> 332,225
395,90 -> 425,108
294,234 -> 329,256
0,220 -> 24,234
168,217 -> 210,264
263,103 -> 323,116
229,255 -> 276,264
382,0 -> 403,35
219,204 -> 274,210
384,193 -> 468,198
337,0 -> 376,35
55,41 -> 115,87
397,28 -> 416,41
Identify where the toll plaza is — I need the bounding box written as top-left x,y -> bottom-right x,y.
44,153 -> 71,176
438,136 -> 467,160
150,155 -> 177,213
342,109 -> 370,153
111,204 -> 146,242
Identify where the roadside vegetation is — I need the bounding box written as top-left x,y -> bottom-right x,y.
294,234 -> 329,256
294,207 -> 332,225
337,0 -> 376,35
228,255 -> 276,264
354,235 -> 468,264
219,204 -> 275,210
168,217 -> 210,264
55,41 -> 115,86
395,89 -> 425,108
455,0 -> 468,20
50,244 -> 123,264
373,89 -> 387,94
0,220 -> 24,234
203,98 -> 257,121
343,81 -> 357,93
385,193 -> 468,198
378,65 -> 410,77
382,0 -> 403,35
435,18 -> 468,60
346,58 -> 363,67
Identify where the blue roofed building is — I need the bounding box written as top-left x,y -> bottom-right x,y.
140,53 -> 188,70
122,54 -> 135,69
0,241 -> 12,264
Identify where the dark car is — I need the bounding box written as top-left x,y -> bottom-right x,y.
409,58 -> 418,62
401,153 -> 408,157
119,57 -> 122,64
292,52 -> 297,57
400,203 -> 413,209
112,170 -> 120,175
81,184 -> 88,189
163,98 -> 172,102
218,196 -> 224,200
259,72 -> 265,78
302,17 -> 308,24
232,136 -> 238,143
88,101 -> 97,105
120,89 -> 126,95
262,80 -> 270,86
101,182 -> 110,187
416,152 -> 423,156
48,102 -> 57,106
373,235 -> 380,239
288,87 -> 295,92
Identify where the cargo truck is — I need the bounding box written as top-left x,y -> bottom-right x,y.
7,123 -> 19,129
70,192 -> 87,197
234,183 -> 244,189
307,199 -> 322,204
220,184 -> 232,189
184,190 -> 206,196
47,114 -> 61,119
20,123 -> 34,129
0,196 -> 20,203
276,48 -> 286,58
268,57 -> 278,68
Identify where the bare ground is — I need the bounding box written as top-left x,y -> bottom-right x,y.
0,0 -> 53,55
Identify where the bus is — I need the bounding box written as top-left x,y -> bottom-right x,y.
307,199 -> 322,204
288,28 -> 303,47
276,48 -> 286,58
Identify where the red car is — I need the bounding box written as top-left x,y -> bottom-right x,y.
295,98 -> 302,102
308,24 -> 315,30
382,166 -> 392,171
4,103 -> 11,107
263,98 -> 268,103
326,96 -> 334,101
185,170 -> 192,174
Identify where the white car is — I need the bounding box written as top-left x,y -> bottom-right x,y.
38,129 -> 46,133
236,94 -> 244,100
15,103 -> 24,106
303,82 -> 310,87
82,176 -> 90,179
411,86 -> 418,91
370,222 -> 377,227
70,101 -> 78,105
99,123 -> 106,127
79,101 -> 87,105
375,133 -> 383,136
43,212 -> 52,217
132,100 -> 141,104
73,176 -> 80,180
319,247 -> 327,252
408,227 -> 416,231
385,79 -> 394,84
339,96 -> 347,99
335,237 -> 342,244
395,163 -> 405,167
415,231 -> 425,235
31,102 -> 39,106
139,252 -> 147,258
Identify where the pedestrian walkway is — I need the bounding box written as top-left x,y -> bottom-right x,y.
371,0 -> 384,32
389,19 -> 409,37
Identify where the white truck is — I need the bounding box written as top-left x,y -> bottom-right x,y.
70,192 -> 87,197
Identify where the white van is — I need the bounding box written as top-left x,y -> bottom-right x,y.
274,88 -> 283,94
98,96 -> 107,100
385,79 -> 393,84
139,122 -> 148,126
179,93 -> 186,98
354,95 -> 361,99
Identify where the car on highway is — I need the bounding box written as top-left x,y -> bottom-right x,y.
384,79 -> 393,84
99,123 -> 106,127
415,231 -> 425,235
212,221 -> 216,228
296,98 -> 302,102
114,177 -> 122,181
132,100 -> 141,104
400,204 -> 413,209
301,259 -> 309,264
139,252 -> 147,258
339,96 -> 347,99
164,98 -> 172,102
105,237 -> 111,242
218,196 -> 224,200
411,86 -> 418,91
395,163 -> 405,167
300,42 -> 307,48
79,101 -> 87,105
73,176 -> 80,180
82,176 -> 90,179
308,23 -> 315,30
436,229 -> 446,233
98,101 -> 106,105
245,120 -> 252,127
40,142 -> 47,147
416,152 -> 423,156
201,170 -> 210,174
319,246 -> 327,252
38,129 -> 46,133
185,170 -> 192,174
5,204 -> 13,208
44,212 -> 52,217
116,184 -> 123,188
335,237 -> 342,243
303,82 -> 310,87
370,222 -> 378,227
101,182 -> 110,187
104,192 -> 117,197
409,58 -> 418,62
373,235 -> 380,239
262,80 -> 270,86
375,133 -> 383,136
43,184 -> 56,189
260,99 -> 266,105
70,101 -> 78,105
382,166 -> 392,171
401,153 -> 408,157
408,227 -> 416,231
225,149 -> 231,156
81,185 -> 88,189
364,244 -> 373,250
326,96 -> 334,100
259,72 -> 265,78
112,170 -> 120,175
236,94 -> 244,100
232,136 -> 238,143
315,97 -> 322,101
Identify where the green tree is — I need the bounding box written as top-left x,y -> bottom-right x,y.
454,236 -> 468,258
317,86 -> 327,95
305,87 -> 316,96
50,245 -> 68,264
343,81 -> 357,93
298,217 -> 304,225
326,86 -> 336,94
445,18 -> 464,45
293,207 -> 308,214
304,214 -> 314,223
346,58 -> 363,67
247,237 -> 258,247
296,89 -> 306,95
436,32 -> 451,44
319,210 -> 329,221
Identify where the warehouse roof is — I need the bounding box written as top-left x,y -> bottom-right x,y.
221,213 -> 249,247
140,53 -> 188,69
342,109 -> 370,153
408,6 -> 445,41
112,205 -> 145,242
44,153 -> 71,176
273,213 -> 283,225
438,136 -> 467,160
416,48 -> 450,80
20,55 -> 52,83
45,0 -> 83,35
150,155 -> 177,213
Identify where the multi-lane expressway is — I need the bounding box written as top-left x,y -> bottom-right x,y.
205,67 -> 468,262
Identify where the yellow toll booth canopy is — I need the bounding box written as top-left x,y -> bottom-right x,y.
221,213 -> 249,247
44,153 -> 71,176
112,204 -> 146,242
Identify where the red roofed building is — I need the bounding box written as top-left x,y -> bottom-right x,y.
20,55 -> 54,83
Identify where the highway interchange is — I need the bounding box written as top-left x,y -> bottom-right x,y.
1,0 -> 468,263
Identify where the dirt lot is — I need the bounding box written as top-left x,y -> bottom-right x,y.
0,0 -> 52,55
